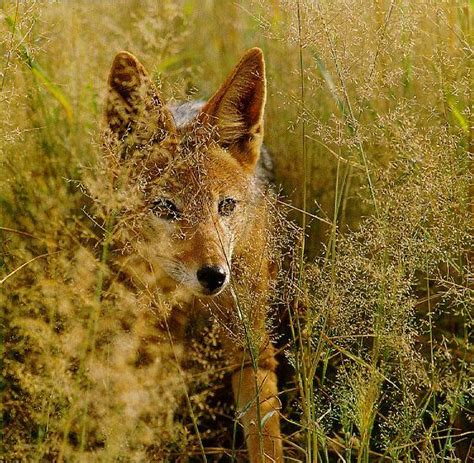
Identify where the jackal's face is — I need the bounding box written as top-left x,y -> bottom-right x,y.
104,49 -> 266,298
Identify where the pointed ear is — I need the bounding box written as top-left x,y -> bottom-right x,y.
105,51 -> 176,148
199,48 -> 266,170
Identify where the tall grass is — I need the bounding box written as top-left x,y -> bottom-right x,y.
1,0 -> 472,461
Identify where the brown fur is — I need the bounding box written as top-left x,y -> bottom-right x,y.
104,48 -> 283,462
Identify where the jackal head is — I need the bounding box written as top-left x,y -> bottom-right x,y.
104,48 -> 266,298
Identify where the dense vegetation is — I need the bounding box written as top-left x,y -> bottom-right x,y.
1,1 -> 472,461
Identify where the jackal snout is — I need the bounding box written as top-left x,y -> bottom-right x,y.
196,264 -> 227,295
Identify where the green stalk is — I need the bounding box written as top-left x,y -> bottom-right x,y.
295,3 -> 318,461
58,214 -> 114,461
78,214 -> 114,452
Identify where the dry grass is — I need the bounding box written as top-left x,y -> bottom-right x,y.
1,1 -> 472,461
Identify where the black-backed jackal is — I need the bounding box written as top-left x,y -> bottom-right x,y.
104,48 -> 283,462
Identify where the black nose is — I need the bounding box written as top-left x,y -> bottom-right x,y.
196,265 -> 227,294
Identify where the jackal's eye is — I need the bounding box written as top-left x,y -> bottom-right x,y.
151,198 -> 180,221
218,197 -> 237,217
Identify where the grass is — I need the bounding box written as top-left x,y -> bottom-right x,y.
1,0 -> 472,461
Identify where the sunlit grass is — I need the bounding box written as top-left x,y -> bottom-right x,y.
1,0 -> 472,461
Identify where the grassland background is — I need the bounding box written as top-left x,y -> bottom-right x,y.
1,0 -> 472,461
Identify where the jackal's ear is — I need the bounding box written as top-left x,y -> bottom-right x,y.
105,51 -> 176,147
199,48 -> 266,170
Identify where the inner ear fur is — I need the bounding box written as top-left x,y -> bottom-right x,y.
105,51 -> 176,148
199,48 -> 266,170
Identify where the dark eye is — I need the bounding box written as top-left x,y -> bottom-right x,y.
218,197 -> 237,217
151,198 -> 180,221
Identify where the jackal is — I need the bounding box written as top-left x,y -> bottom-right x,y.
103,48 -> 283,462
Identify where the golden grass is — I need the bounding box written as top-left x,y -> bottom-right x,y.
1,1 -> 472,461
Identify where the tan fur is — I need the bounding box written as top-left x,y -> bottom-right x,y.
104,48 -> 283,462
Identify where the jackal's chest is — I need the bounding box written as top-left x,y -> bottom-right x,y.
146,275 -> 209,342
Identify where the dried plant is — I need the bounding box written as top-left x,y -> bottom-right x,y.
1,1 -> 472,461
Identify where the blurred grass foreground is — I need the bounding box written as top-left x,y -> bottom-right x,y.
1,1 -> 472,461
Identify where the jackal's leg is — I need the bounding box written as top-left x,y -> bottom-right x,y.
231,344 -> 283,463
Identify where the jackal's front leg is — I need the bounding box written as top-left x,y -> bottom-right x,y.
231,343 -> 283,463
